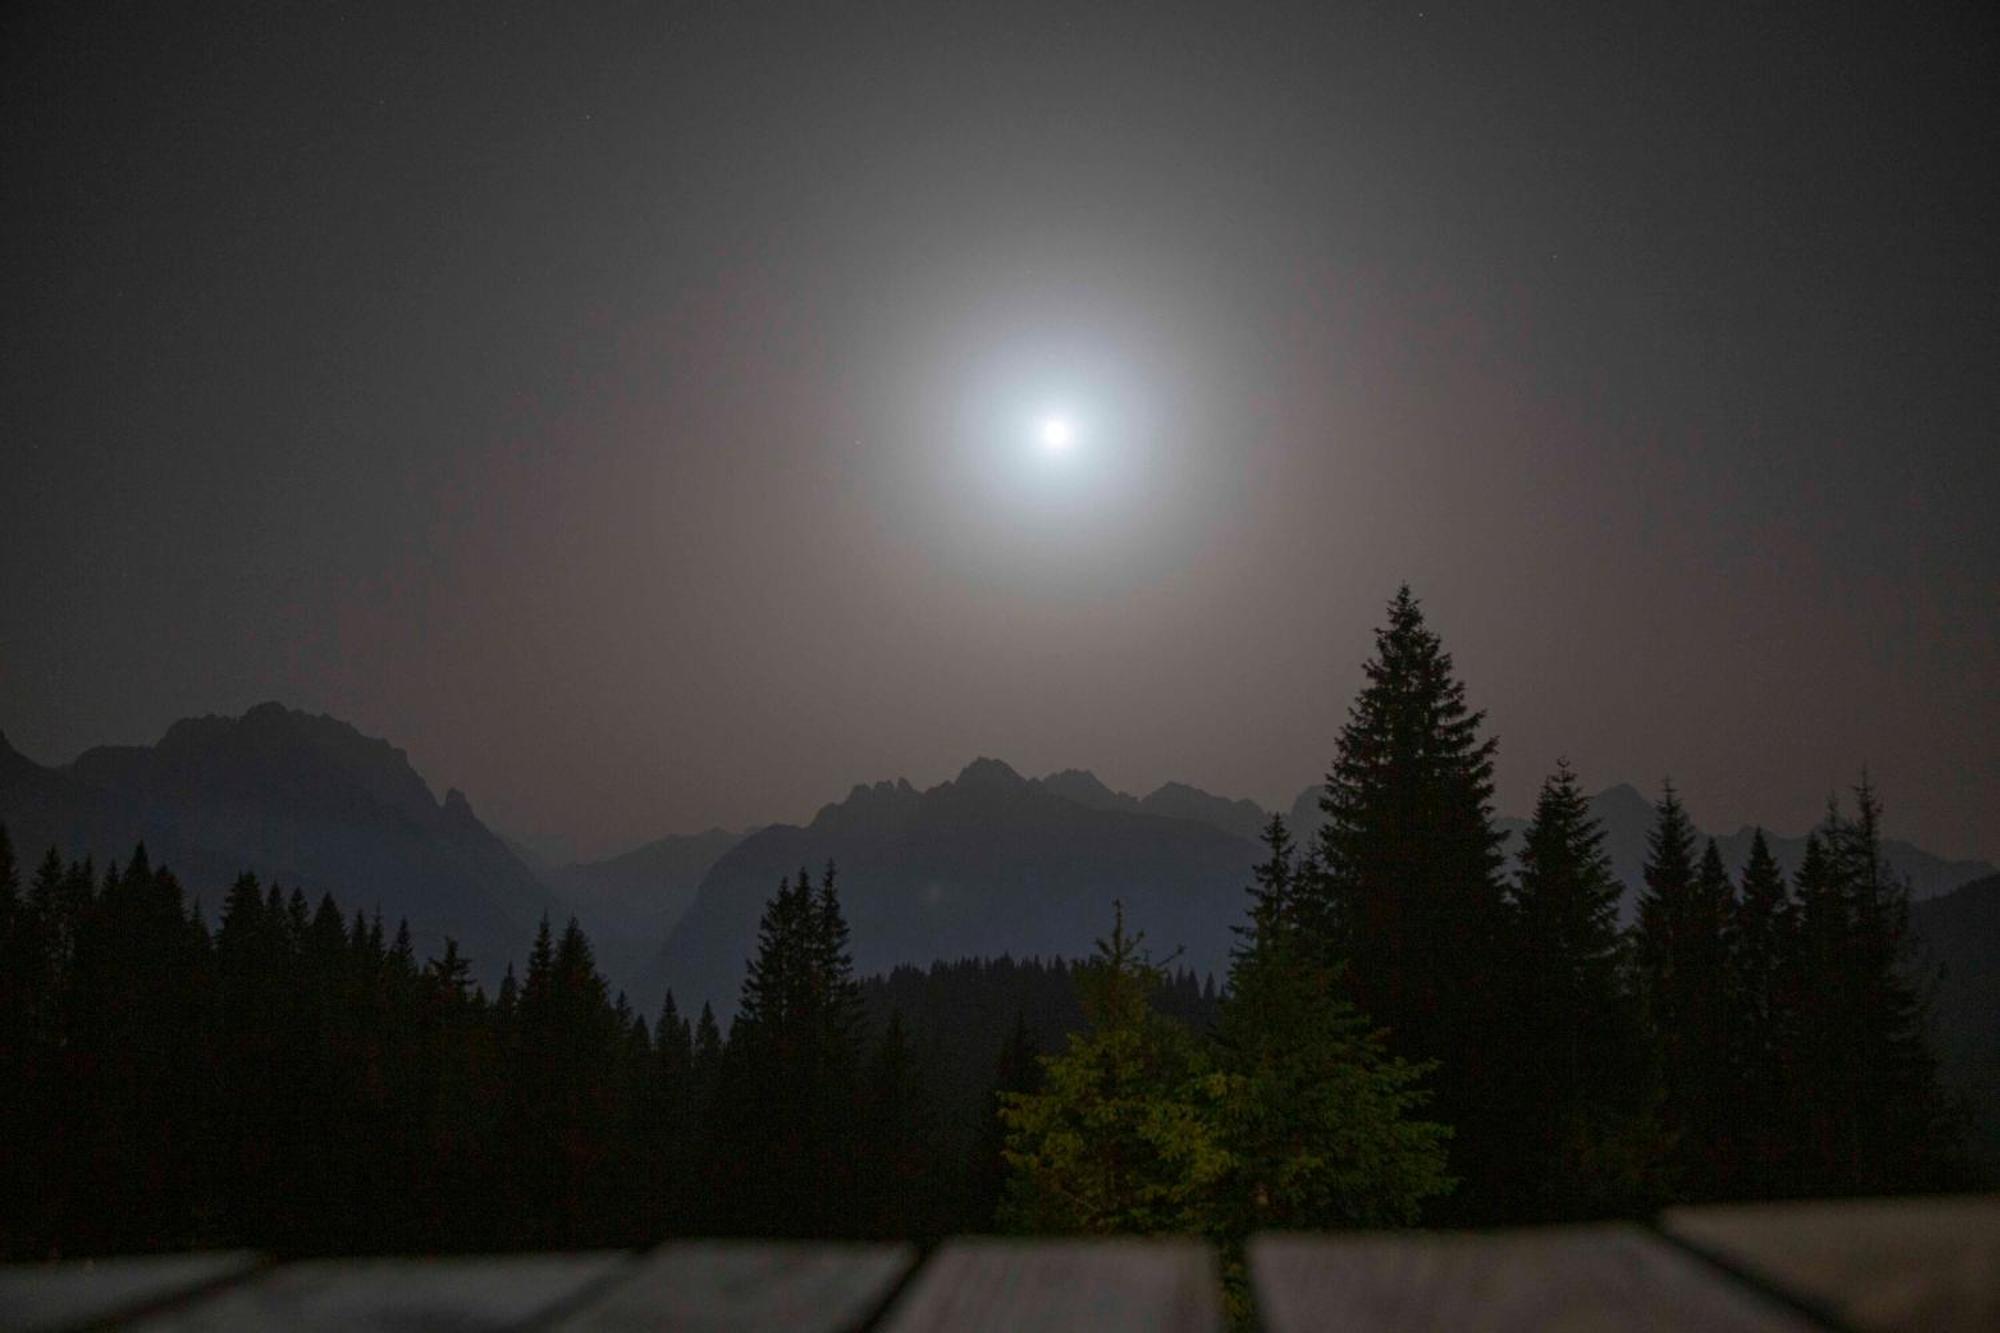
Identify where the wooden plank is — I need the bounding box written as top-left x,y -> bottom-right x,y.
126,1252 -> 628,1331
877,1238 -> 1221,1333
1250,1224 -> 1820,1332
1662,1194 -> 2000,1333
554,1241 -> 914,1333
0,1253 -> 261,1333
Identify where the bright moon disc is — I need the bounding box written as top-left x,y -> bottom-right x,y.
1038,416 -> 1075,453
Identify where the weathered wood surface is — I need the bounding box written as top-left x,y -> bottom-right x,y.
1250,1223 -> 1820,1332
554,1241 -> 914,1333
9,1196 -> 1999,1331
125,1253 -> 626,1331
877,1238 -> 1220,1333
0,1252 -> 260,1333
1663,1194 -> 2000,1333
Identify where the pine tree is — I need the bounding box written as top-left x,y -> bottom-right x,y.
645,991 -> 696,1235
711,867 -> 866,1236
1233,814 -> 1297,970
1508,762 -> 1661,1218
1000,903 -> 1229,1236
1802,780 -> 1953,1194
1304,586 -> 1513,1217
1731,829 -> 1794,1196
1634,787 -> 1738,1199
860,1011 -> 936,1237
1785,828 -> 1847,1195
967,1014 -> 1044,1230
1219,826 -> 1454,1236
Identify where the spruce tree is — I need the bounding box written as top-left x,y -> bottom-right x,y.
1806,780 -> 1953,1194
1786,829 -> 1848,1194
967,1014 -> 1043,1230
1219,824 -> 1453,1235
1509,761 -> 1660,1218
999,903 -> 1228,1236
1233,814 -> 1297,968
712,867 -> 865,1236
1305,585 -> 1512,1217
1731,829 -> 1794,1196
1634,787 -> 1738,1199
860,1011 -> 935,1237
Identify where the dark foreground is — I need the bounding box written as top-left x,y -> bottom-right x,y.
3,1195 -> 1994,1332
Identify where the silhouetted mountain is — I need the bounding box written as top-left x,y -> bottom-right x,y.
640,758 -> 1258,1016
1912,874 -> 2000,1170
1038,769 -> 1268,842
641,760 -> 1992,1014
545,828 -> 745,986
0,704 -> 565,984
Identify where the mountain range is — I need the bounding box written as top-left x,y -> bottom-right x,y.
639,758 -> 1261,1021
2,704 -> 1990,1013
0,705 -> 562,985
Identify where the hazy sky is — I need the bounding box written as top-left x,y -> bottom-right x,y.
4,2 -> 1994,861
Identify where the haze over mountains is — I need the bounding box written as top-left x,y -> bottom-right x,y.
1,704 -> 1990,1011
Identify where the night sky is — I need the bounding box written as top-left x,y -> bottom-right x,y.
3,2 -> 1994,861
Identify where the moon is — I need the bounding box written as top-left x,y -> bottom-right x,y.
1037,415 -> 1075,454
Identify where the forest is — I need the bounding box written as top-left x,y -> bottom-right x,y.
0,590 -> 1966,1260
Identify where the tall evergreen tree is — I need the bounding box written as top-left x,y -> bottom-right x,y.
1731,829 -> 1794,1196
1219,822 -> 1454,1235
1304,585 -> 1514,1217
967,1014 -> 1044,1231
1000,903 -> 1228,1236
1796,780 -> 1954,1194
710,866 -> 866,1236
859,1011 -> 937,1237
1508,762 -> 1661,1218
1634,786 -> 1738,1199
1234,814 -> 1298,965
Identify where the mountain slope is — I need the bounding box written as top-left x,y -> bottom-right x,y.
640,758 -> 1259,1016
546,828 -> 745,988
0,704 -> 565,984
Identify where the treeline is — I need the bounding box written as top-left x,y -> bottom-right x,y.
0,839 -> 1216,1257
0,586 -> 1967,1257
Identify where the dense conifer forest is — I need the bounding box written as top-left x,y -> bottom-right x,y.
0,590 -> 1969,1259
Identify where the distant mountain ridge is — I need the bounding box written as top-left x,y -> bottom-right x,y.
0,704 -> 565,985
1040,769 -> 1268,842
641,761 -> 1992,1016
640,757 -> 1263,1017
4,705 -> 1988,1003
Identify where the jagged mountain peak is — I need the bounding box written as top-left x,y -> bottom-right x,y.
952,756 -> 1027,790
810,777 -> 922,831
129,702 -> 443,826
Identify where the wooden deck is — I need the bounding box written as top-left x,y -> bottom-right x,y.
3,1196 -> 1993,1331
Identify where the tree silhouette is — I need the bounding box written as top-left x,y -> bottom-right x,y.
1304,586 -> 1516,1218
1635,788 -> 1738,1199
1508,762 -> 1663,1218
